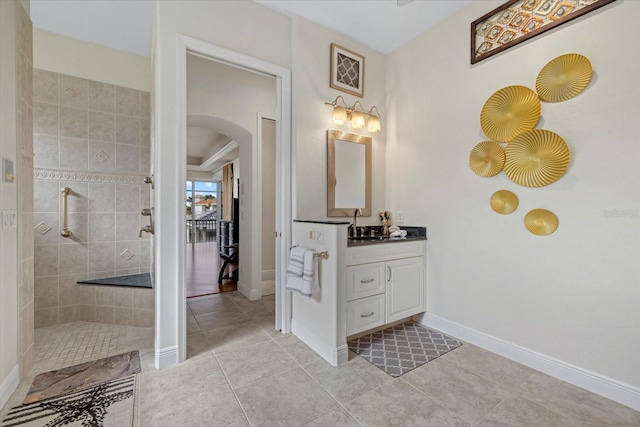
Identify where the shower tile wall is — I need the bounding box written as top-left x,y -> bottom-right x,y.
32,70 -> 153,329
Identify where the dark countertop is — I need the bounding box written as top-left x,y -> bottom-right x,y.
347,235 -> 427,247
294,219 -> 350,225
347,226 -> 427,247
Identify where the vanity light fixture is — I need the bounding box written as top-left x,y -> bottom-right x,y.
325,96 -> 381,133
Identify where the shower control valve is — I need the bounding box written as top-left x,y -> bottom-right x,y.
139,225 -> 153,237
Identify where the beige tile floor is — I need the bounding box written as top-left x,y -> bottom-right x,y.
3,291 -> 639,426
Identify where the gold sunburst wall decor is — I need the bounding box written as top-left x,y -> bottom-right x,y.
469,141 -> 505,177
490,190 -> 518,215
480,85 -> 541,143
524,209 -> 559,236
504,129 -> 570,188
536,54 -> 593,102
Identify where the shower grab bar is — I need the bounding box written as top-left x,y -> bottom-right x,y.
60,187 -> 71,237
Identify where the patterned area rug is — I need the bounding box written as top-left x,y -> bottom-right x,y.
1,375 -> 135,427
348,322 -> 462,377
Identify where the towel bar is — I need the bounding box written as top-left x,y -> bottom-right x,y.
290,246 -> 329,260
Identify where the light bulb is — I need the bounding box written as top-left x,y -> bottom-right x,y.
367,115 -> 381,133
333,106 -> 347,125
351,111 -> 365,129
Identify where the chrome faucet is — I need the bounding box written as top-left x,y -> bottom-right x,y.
350,208 -> 362,237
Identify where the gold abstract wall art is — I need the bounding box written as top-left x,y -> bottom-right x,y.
490,190 -> 519,215
503,129 -> 570,187
469,141 -> 505,177
468,53 -> 596,235
524,208 -> 559,235
536,53 -> 593,102
480,85 -> 541,143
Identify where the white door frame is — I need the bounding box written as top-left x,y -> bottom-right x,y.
176,35 -> 292,362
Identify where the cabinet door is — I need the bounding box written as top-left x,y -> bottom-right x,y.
386,257 -> 424,323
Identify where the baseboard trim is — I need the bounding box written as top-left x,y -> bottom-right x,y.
292,319 -> 346,366
334,344 -> 349,366
237,281 -> 261,301
0,364 -> 19,410
261,270 -> 275,281
155,346 -> 177,369
416,312 -> 640,411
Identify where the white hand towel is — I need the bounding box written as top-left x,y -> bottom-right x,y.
285,246 -> 319,298
390,229 -> 408,238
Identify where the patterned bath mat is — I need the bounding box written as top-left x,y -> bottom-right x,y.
24,350 -> 140,404
1,375 -> 136,427
348,322 -> 462,377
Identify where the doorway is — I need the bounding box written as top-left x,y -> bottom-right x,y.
168,36 -> 292,365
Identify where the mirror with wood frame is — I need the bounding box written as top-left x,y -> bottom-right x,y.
327,129 -> 372,217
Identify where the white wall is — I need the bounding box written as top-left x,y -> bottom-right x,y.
33,28 -> 150,91
293,16 -> 386,224
0,0 -> 33,407
0,0 -> 20,409
387,0 -> 640,394
153,0 -> 290,366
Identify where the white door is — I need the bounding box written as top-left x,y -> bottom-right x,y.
386,257 -> 424,323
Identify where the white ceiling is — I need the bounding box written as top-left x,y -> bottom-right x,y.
255,0 -> 472,54
30,0 -> 154,57
30,0 -> 473,58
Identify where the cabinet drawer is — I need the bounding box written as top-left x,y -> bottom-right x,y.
347,294 -> 385,336
347,263 -> 385,301
347,241 -> 424,266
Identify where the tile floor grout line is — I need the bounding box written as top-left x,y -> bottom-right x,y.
517,382 -> 628,427
413,355 -> 514,424
517,393 -> 603,426
295,357 -> 367,427
440,346 -> 538,396
398,376 -> 480,425
211,351 -> 256,427
473,389 -> 513,426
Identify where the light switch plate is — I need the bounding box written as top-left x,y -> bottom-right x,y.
398,211 -> 405,223
2,158 -> 15,183
2,210 -> 17,229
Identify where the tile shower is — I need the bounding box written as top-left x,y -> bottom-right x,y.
32,70 -> 153,329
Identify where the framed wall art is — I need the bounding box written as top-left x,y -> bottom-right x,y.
471,0 -> 617,64
330,43 -> 365,97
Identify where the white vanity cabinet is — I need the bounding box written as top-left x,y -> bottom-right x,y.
346,240 -> 426,336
